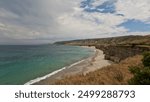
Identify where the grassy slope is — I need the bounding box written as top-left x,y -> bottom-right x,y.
55,55 -> 143,85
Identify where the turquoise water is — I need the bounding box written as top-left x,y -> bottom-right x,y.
0,44 -> 94,85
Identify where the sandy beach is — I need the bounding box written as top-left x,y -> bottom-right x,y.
34,46 -> 111,85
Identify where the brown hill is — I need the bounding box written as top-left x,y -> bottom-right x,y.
55,35 -> 150,46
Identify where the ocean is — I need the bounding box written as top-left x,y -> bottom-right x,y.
0,44 -> 94,85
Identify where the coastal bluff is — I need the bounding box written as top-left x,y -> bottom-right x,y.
55,35 -> 150,63
95,45 -> 150,63
52,35 -> 150,85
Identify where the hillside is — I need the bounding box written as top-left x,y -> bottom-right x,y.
54,35 -> 150,85
55,35 -> 150,63
55,55 -> 143,85
55,35 -> 150,46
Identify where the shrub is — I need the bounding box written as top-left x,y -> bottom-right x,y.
142,52 -> 150,67
113,70 -> 124,82
128,51 -> 150,85
128,66 -> 141,74
128,67 -> 150,85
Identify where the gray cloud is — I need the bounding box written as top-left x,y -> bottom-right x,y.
0,0 -> 149,44
0,0 -> 81,44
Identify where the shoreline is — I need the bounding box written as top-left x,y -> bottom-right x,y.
28,46 -> 111,85
24,59 -> 86,85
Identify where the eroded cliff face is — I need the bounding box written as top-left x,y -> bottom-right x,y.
55,35 -> 150,63
95,45 -> 150,63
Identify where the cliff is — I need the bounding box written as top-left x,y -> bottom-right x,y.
95,45 -> 150,63
54,35 -> 150,85
55,35 -> 150,63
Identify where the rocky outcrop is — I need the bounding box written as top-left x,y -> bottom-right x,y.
95,45 -> 150,63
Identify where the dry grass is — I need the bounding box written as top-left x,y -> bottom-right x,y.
55,55 -> 143,85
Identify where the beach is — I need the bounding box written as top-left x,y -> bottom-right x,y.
34,46 -> 111,85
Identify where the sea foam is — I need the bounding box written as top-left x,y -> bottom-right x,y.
24,59 -> 85,85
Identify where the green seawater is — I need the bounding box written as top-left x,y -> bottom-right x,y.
0,44 -> 94,84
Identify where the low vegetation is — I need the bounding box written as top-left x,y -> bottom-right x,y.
55,55 -> 143,85
128,52 -> 150,85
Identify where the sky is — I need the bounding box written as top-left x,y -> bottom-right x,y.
0,0 -> 150,44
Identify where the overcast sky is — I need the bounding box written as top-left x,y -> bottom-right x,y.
0,0 -> 150,44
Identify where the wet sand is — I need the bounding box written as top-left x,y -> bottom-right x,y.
34,46 -> 111,85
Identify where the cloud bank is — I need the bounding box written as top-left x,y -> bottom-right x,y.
0,0 -> 150,44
